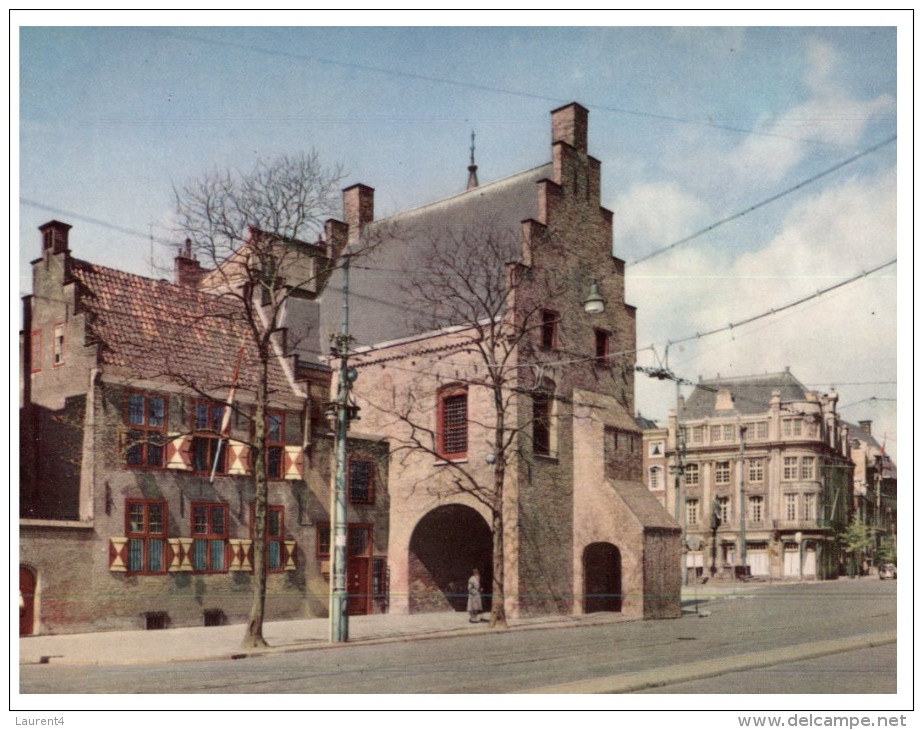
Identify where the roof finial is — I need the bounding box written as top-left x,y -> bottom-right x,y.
467,130 -> 479,191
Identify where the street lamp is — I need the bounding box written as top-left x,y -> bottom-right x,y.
582,279 -> 606,314
330,256 -> 355,643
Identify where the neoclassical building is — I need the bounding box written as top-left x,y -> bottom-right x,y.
659,369 -> 853,581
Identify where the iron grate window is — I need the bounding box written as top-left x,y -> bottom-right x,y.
440,392 -> 468,457
349,459 -> 375,504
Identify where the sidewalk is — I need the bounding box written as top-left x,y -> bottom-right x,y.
17,579 -> 792,667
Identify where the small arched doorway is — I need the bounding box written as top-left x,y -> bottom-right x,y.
583,542 -> 621,613
20,566 -> 36,636
408,505 -> 492,613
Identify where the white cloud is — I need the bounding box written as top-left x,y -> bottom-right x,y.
612,181 -> 710,262
630,166 -> 897,456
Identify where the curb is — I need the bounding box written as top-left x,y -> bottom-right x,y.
521,631 -> 897,694
26,611 -> 641,666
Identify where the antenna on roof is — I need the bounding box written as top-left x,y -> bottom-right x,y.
467,130 -> 479,191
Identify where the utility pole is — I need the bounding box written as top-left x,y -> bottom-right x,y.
330,257 -> 352,643
738,424 -> 748,576
639,347 -> 690,587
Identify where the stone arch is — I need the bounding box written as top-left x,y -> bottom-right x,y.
408,504 -> 492,613
583,542 -> 622,613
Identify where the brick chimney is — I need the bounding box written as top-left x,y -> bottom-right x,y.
343,184 -> 374,244
39,220 -> 72,255
551,102 -> 589,153
174,239 -> 205,288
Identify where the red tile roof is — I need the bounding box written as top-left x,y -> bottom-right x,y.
69,259 -> 300,399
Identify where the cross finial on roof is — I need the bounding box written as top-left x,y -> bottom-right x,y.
467,130 -> 479,191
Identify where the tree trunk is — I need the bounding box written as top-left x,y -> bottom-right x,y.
242,350 -> 270,648
489,385 -> 508,629
489,503 -> 507,628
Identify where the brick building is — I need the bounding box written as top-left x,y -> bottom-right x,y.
20,221 -> 390,636
660,369 -> 854,581
20,101 -> 681,634
323,103 -> 681,620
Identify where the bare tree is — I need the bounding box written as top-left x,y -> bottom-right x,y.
173,152 -> 350,648
358,224 -> 569,628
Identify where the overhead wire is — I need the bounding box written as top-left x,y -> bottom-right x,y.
629,135 -> 897,266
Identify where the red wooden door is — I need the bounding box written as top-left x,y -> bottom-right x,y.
20,566 -> 36,636
347,557 -> 370,615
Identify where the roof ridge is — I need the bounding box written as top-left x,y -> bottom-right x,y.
373,162 -> 553,225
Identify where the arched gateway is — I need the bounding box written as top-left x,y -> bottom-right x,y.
583,542 -> 622,613
408,505 -> 492,613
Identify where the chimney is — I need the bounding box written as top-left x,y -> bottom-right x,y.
39,220 -> 72,255
859,420 -> 872,435
551,102 -> 589,153
343,184 -> 375,244
174,239 -> 205,288
715,389 -> 735,411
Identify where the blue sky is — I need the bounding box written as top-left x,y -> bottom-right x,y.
15,12 -> 906,460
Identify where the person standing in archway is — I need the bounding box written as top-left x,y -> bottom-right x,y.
467,568 -> 483,623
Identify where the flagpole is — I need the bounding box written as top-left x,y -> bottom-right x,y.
211,345 -> 245,483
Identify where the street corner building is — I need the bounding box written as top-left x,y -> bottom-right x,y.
19,102 -> 681,637
641,369 -> 894,583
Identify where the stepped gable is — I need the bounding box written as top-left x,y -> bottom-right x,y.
683,370 -> 809,419
69,259 -> 295,396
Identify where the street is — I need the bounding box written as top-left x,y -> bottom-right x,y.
20,579 -> 895,694
634,643 -> 896,694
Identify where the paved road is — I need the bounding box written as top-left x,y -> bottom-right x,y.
634,643 -> 896,694
20,579 -> 895,694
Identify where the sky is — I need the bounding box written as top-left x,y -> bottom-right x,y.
15,12 -> 906,463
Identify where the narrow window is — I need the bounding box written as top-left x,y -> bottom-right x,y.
52,323 -> 65,366
684,463 -> 699,486
437,387 -> 468,459
649,466 -> 662,490
783,456 -> 799,481
125,393 -> 167,468
715,461 -> 731,485
748,496 -> 764,524
30,330 -> 42,373
252,504 -> 285,572
348,458 -> 375,504
716,496 -> 730,524
265,410 -> 285,480
686,499 -> 699,526
803,493 -> 817,521
126,500 -> 167,574
191,503 -> 228,573
800,456 -> 815,480
785,493 -> 798,521
191,400 -> 226,475
748,458 -> 764,483
316,523 -> 331,558
594,329 -> 609,364
540,309 -> 558,350
532,390 -> 552,456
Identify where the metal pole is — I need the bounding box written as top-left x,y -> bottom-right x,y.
672,376 -> 687,587
738,425 -> 747,575
330,258 -> 350,643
